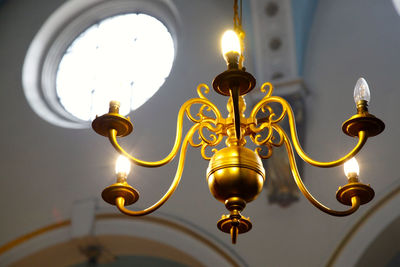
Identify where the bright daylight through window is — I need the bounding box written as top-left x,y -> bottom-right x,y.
56,13 -> 175,121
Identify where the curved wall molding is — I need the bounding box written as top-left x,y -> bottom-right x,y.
327,183 -> 400,267
0,213 -> 246,267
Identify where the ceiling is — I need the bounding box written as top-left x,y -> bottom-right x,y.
0,0 -> 400,266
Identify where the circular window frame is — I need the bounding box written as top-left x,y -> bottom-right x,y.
23,0 -> 180,129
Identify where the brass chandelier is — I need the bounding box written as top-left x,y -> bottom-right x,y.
92,0 -> 385,244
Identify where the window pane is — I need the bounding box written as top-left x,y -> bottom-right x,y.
56,13 -> 175,121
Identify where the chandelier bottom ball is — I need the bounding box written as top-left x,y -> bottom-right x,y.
207,146 -> 266,206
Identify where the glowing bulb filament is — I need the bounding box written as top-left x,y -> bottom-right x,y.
344,157 -> 359,179
115,155 -> 131,176
221,30 -> 241,57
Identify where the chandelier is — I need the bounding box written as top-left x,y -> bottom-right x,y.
92,0 -> 385,244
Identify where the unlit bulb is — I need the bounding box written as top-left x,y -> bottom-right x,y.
221,30 -> 241,57
344,157 -> 359,178
115,155 -> 131,175
354,77 -> 371,104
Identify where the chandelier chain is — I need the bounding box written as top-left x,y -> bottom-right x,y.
233,0 -> 242,30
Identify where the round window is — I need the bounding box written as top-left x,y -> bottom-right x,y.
22,0 -> 179,128
56,14 -> 174,121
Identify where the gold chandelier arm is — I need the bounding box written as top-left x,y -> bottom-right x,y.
108,98 -> 221,168
281,128 -> 361,216
250,95 -> 368,168
114,123 -> 199,216
283,98 -> 368,167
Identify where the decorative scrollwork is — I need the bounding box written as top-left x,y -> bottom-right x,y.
249,85 -> 289,159
270,125 -> 285,147
199,121 -> 222,144
180,84 -> 225,160
183,84 -> 224,160
253,125 -> 285,159
260,82 -> 274,99
197,83 -> 210,99
257,102 -> 287,125
185,102 -> 215,123
201,144 -> 220,161
250,87 -> 287,129
185,84 -> 221,124
189,119 -> 223,160
250,124 -> 273,146
255,145 -> 273,159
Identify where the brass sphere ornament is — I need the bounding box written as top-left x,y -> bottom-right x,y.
207,146 -> 265,204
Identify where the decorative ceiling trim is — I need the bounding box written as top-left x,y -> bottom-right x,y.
247,0 -> 317,97
0,220 -> 71,255
249,0 -> 298,93
0,213 -> 246,267
327,183 -> 400,267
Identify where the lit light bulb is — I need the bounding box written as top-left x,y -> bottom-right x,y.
115,155 -> 131,176
344,157 -> 360,180
353,77 -> 371,104
221,30 -> 241,58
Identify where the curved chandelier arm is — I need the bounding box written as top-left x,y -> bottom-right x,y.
283,99 -> 368,167
108,98 -> 221,168
250,95 -> 368,168
113,124 -> 199,216
281,128 -> 361,216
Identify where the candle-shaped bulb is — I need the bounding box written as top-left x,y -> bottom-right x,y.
344,157 -> 359,180
221,30 -> 241,59
115,155 -> 131,176
353,78 -> 371,104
